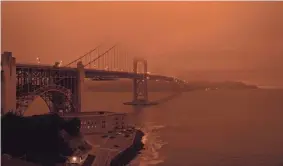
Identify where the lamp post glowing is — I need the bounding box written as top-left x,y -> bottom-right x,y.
36,57 -> 40,64
59,60 -> 63,67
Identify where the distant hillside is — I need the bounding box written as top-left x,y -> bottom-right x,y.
85,79 -> 258,92
85,80 -> 181,92
187,81 -> 258,91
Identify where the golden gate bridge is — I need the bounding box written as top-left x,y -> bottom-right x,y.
1,44 -> 187,115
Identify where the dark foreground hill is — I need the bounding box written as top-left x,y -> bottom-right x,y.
1,112 -> 81,166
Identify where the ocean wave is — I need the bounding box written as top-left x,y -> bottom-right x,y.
130,122 -> 167,166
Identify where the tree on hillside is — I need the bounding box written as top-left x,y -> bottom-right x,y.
1,112 -> 81,166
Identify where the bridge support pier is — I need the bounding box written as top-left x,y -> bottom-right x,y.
133,58 -> 148,102
1,52 -> 17,114
75,61 -> 85,112
124,58 -> 158,106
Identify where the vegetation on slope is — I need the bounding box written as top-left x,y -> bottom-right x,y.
1,112 -> 81,166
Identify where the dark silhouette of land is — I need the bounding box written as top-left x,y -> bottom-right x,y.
187,81 -> 258,90
1,112 -> 81,166
86,80 -> 258,92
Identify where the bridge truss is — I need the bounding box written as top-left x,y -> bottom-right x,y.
14,44 -> 149,114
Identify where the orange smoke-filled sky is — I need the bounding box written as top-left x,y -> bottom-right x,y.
1,2 -> 283,83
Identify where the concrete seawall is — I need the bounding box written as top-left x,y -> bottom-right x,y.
110,130 -> 144,166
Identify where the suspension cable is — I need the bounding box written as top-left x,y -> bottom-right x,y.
83,44 -> 118,68
64,44 -> 102,67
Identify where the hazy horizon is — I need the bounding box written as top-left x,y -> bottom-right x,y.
1,2 -> 283,86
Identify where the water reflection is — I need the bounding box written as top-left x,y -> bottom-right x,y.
127,93 -> 182,166
128,104 -> 168,166
130,122 -> 167,166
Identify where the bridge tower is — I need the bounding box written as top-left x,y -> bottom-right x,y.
133,58 -> 148,103
75,61 -> 85,112
1,52 -> 17,114
124,58 -> 158,106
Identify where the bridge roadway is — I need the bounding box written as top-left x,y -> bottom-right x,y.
16,63 -> 182,83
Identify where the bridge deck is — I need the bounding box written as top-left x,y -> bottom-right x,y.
15,63 -> 178,82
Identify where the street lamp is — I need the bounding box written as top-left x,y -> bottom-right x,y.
59,60 -> 63,67
36,57 -> 40,64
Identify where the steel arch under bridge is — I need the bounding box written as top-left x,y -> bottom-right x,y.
15,64 -> 81,115
16,84 -> 76,115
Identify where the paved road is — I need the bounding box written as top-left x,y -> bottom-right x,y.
82,155 -> 96,166
92,149 -> 113,166
83,130 -> 136,166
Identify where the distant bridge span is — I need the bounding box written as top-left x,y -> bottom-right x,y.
16,63 -> 185,83
1,44 -> 187,115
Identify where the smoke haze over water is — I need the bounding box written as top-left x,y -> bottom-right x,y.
2,2 -> 283,86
